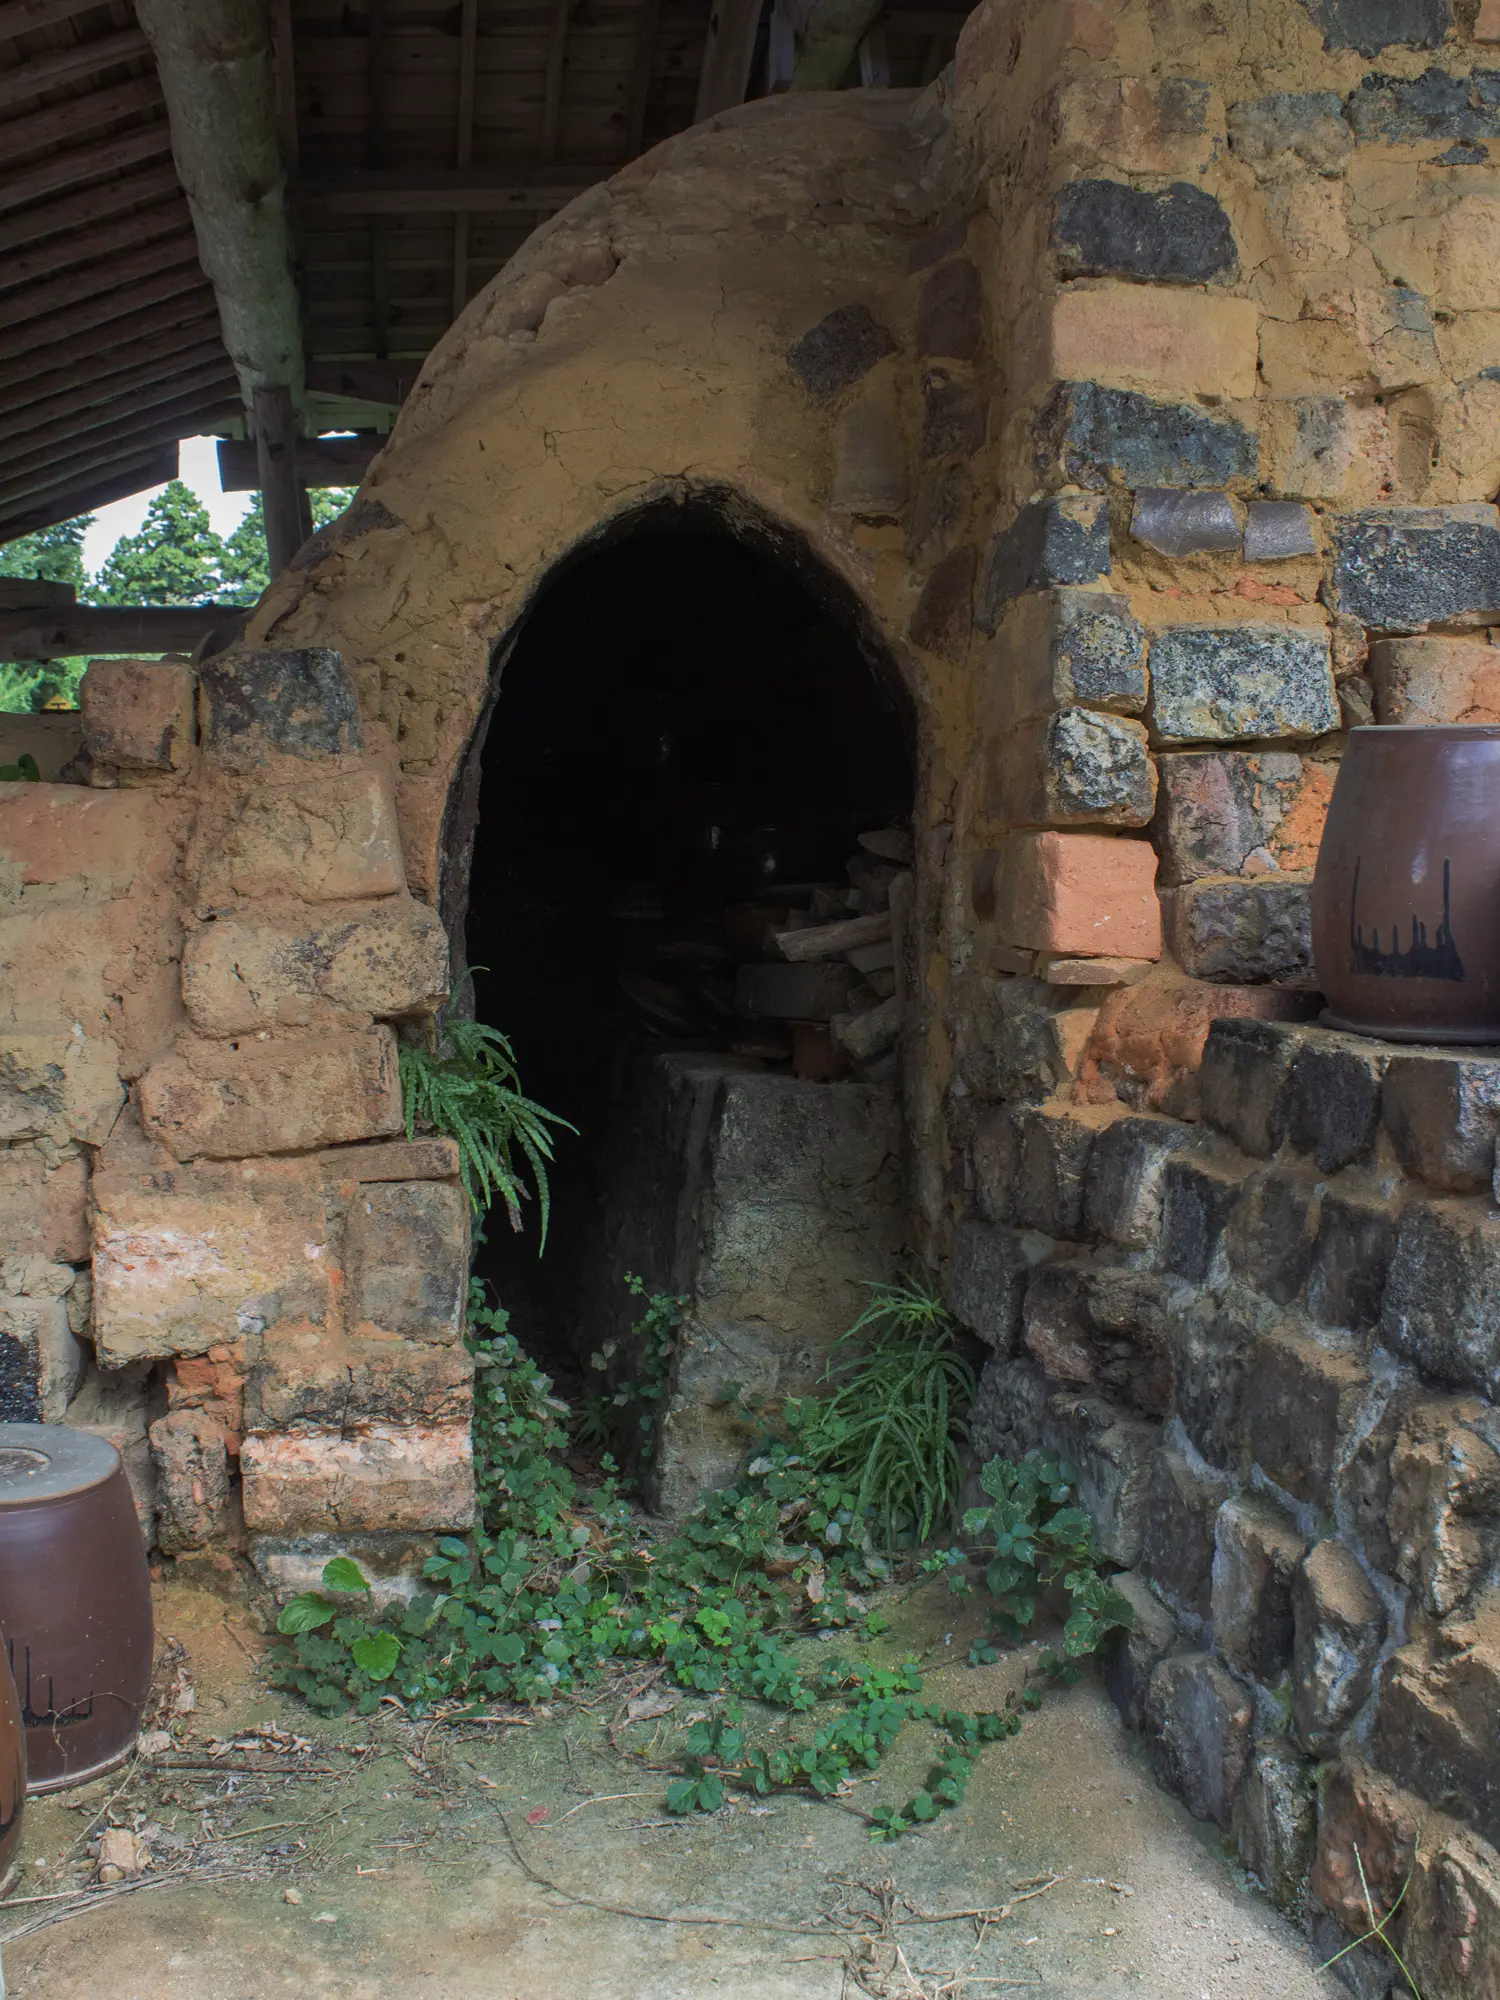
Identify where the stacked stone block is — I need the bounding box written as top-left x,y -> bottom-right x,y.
952,1015 -> 1500,1992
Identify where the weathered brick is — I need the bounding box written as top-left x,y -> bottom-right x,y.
1130,489 -> 1239,557
150,1409 -> 231,1553
981,587 -> 1146,730
1308,0 -> 1450,56
1260,395 -> 1393,506
907,546 -> 976,659
1036,381 -> 1257,490
1291,1540 -> 1386,1755
1226,1167 -> 1320,1306
1232,1741 -> 1317,1915
0,1033 -> 123,1148
786,303 -> 896,400
986,709 -> 1156,828
1383,1053 -> 1500,1192
344,1181 -> 469,1343
1306,1191 -> 1397,1335
1343,1387 -> 1500,1617
988,831 -> 1160,958
1199,1017 -> 1303,1158
1146,1652 -> 1252,1828
975,496 -> 1110,633
1055,74 -> 1215,178
80,658 -> 195,771
1382,1198 -> 1500,1398
0,1293 -> 84,1422
1286,1036 -> 1387,1173
91,1163 -> 330,1363
830,393 -> 906,517
1369,634 -> 1500,725
1310,1757 -> 1422,1939
1154,751 -> 1330,887
1147,625 -> 1338,743
0,1147 -> 88,1263
1332,505 -> 1500,632
1076,971 -> 1308,1112
1142,1449 -> 1231,1618
245,1327 -> 474,1431
944,1219 -> 1032,1352
250,1530 -> 438,1609
1160,1155 -> 1241,1281
0,782 -> 172,897
1239,1329 -> 1373,1507
1213,1495 -> 1308,1684
182,900 -> 450,1034
319,1136 -> 461,1183
139,1027 -> 404,1161
200,647 -> 362,766
1164,876 -> 1313,986
1170,1303 -> 1256,1471
1082,1112 -> 1193,1247
240,1422 -> 476,1534
192,764 -> 405,905
1045,283 -> 1260,401
1052,180 -> 1237,286
1374,1610 -> 1500,1847
1021,1264 -> 1172,1416
1103,1570 -> 1180,1733
916,259 -> 981,360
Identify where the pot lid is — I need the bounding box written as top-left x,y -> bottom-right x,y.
0,1425 -> 120,1505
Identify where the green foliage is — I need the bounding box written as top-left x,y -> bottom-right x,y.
0,753 -> 39,782
1317,1847 -> 1423,2000
90,481 -> 225,607
218,489 -> 357,606
0,515 -> 95,713
272,1266 -> 1132,1838
788,1273 -> 974,1546
398,993 -> 574,1239
585,1273 -> 685,1472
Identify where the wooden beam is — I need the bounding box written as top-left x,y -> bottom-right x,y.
0,604 -> 248,663
451,0 -> 478,321
0,353 -> 235,457
252,385 -> 305,574
0,386 -> 240,502
134,0 -> 305,408
367,0 -> 389,361
0,230 -> 199,334
0,26 -> 152,112
0,0 -> 108,38
0,160 -> 181,258
0,194 -> 189,295
0,324 -> 225,430
0,579 -> 74,609
298,167 -> 609,214
694,0 -> 762,118
0,120 -> 172,216
542,0 -> 574,160
305,359 -> 420,405
0,284 -> 217,391
0,251 -> 203,364
219,432 -> 380,492
626,0 -> 662,155
0,447 -> 178,549
0,75 -> 165,165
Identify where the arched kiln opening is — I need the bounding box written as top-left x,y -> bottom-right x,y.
448,496 -> 916,1505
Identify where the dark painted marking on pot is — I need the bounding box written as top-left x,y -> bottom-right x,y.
1348,855 -> 1466,981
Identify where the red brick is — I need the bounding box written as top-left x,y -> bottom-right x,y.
988,831 -> 1161,958
80,658 -> 194,771
1046,283 -> 1259,400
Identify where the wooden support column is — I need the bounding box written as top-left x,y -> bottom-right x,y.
253,385 -> 309,576
694,0 -> 762,119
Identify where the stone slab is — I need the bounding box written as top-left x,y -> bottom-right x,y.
1147,625 -> 1337,743
240,1422 -> 476,1534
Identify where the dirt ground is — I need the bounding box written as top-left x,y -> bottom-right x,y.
0,1562 -> 1343,2000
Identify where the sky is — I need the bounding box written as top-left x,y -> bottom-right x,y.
80,436 -> 252,573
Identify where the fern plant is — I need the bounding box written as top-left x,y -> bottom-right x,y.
398,1002 -> 574,1242
791,1271 -> 975,1546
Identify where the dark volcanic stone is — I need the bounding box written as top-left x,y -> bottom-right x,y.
1243,501 -> 1317,561
1161,1156 -> 1241,1281
1228,92 -> 1353,171
908,545 -> 977,658
976,496 -> 1110,633
1148,624 -> 1338,741
1346,65 -> 1500,142
1170,1303 -> 1255,1468
786,303 -> 897,401
1286,1039 -> 1387,1173
1381,1197 -> 1500,1396
1306,1190 -> 1397,1333
1142,1450 -> 1231,1619
1239,1328 -> 1371,1508
200,647 -> 362,762
1131,489 -> 1241,557
1053,179 -> 1237,285
1199,1018 -> 1302,1159
0,1328 -> 41,1424
1051,589 -> 1148,711
1333,507 -> 1500,630
1166,878 -> 1315,987
917,259 -> 982,360
922,369 -> 988,459
945,1218 -> 1030,1353
1306,0 -> 1452,57
1226,1168 -> 1321,1306
1039,381 -> 1258,491
1083,1114 -> 1194,1247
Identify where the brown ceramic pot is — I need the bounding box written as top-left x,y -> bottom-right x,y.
0,1425 -> 153,1792
0,1637 -> 25,1889
1312,724 -> 1500,1042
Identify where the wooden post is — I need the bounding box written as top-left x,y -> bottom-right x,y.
253,385 -> 305,576
693,0 -> 762,119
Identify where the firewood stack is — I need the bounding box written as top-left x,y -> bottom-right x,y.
726,827 -> 913,1082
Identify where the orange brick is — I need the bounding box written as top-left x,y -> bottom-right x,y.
1479,0 -> 1500,38
1047,283 -> 1259,400
990,831 -> 1161,958
1369,636 -> 1500,725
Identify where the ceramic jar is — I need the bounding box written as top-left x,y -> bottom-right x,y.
0,1425 -> 153,1791
1311,724 -> 1500,1042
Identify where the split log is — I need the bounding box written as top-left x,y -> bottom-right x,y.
772,912 -> 891,962
833,996 -> 901,1064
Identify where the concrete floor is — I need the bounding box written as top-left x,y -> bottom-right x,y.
2,1564 -> 1344,2000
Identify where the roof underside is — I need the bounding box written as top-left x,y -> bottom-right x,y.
0,0 -> 967,547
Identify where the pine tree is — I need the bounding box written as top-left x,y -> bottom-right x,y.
90,481 -> 225,606
0,515 -> 93,592
217,488 -> 357,607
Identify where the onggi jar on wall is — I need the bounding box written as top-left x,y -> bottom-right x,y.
1311,724 -> 1500,1042
0,1425 -> 153,1791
